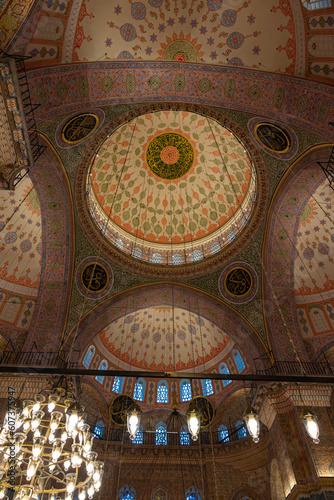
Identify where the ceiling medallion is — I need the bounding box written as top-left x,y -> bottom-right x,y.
76,256 -> 113,299
109,394 -> 136,426
146,132 -> 194,179
248,117 -> 298,160
219,261 -> 258,304
56,109 -> 105,149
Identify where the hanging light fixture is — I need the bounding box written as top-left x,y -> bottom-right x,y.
126,408 -> 141,441
0,378 -> 104,500
300,408 -> 320,444
243,383 -> 260,443
186,409 -> 201,442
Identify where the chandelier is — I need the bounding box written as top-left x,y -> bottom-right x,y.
0,378 -> 104,500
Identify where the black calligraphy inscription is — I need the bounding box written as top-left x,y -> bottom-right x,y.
146,132 -> 194,180
62,113 -> 98,144
187,396 -> 215,428
255,123 -> 290,153
224,267 -> 252,297
81,263 -> 109,293
109,395 -> 135,426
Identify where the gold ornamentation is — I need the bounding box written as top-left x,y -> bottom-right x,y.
62,113 -> 98,144
146,132 -> 194,179
224,267 -> 253,297
81,263 -> 109,293
254,122 -> 290,153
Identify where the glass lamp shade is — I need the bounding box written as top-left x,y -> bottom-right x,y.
22,401 -> 34,418
127,409 -> 141,440
33,395 -> 45,412
65,473 -> 77,494
48,394 -> 60,413
32,436 -> 46,457
50,411 -> 62,431
301,408 -> 320,444
243,406 -> 260,443
66,402 -> 83,435
86,452 -> 97,476
187,410 -> 201,441
31,410 -> 44,432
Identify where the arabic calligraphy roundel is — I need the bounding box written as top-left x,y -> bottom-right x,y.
248,117 -> 298,160
187,396 -> 215,428
219,261 -> 258,304
76,256 -> 113,299
109,394 -> 136,426
56,109 -> 105,149
146,132 -> 194,179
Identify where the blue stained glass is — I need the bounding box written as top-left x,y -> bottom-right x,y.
236,420 -> 247,439
180,426 -> 190,445
218,424 -> 229,442
119,485 -> 135,500
132,426 -> 143,444
233,349 -> 245,373
112,376 -> 125,393
157,380 -> 169,403
201,379 -> 214,396
219,362 -> 231,386
180,379 -> 192,402
94,420 -> 104,438
133,378 -> 145,401
155,422 -> 167,445
83,345 -> 95,368
95,359 -> 108,384
185,487 -> 202,500
302,0 -> 331,8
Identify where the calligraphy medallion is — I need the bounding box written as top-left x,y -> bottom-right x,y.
109,394 -> 136,426
187,396 -> 215,428
219,261 -> 258,304
56,109 -> 104,148
76,256 -> 113,299
146,132 -> 194,179
248,117 -> 298,160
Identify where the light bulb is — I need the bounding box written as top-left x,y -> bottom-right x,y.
127,409 -> 141,440
66,402 -> 82,435
87,483 -> 95,499
86,452 -> 97,476
49,463 -> 56,472
31,410 -> 44,431
14,433 -> 26,454
94,481 -> 101,492
65,473 -> 77,494
64,459 -> 71,471
92,462 -> 103,484
52,439 -> 64,463
187,410 -> 200,441
33,428 -> 41,438
50,411 -> 62,432
71,444 -> 82,467
83,433 -> 93,455
301,408 -> 320,444
0,487 -> 6,499
243,407 -> 260,444
61,430 -> 68,442
78,488 -> 86,500
22,400 -> 34,418
20,486 -> 33,500
33,395 -> 45,413
26,457 -> 41,480
48,394 -> 60,413
49,433 -> 55,443
23,421 -> 30,432
32,436 -> 46,457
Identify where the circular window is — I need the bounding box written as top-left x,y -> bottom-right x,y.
86,110 -> 257,267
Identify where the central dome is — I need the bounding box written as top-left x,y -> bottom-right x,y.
87,110 -> 256,265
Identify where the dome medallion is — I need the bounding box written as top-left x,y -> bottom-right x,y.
86,110 -> 257,267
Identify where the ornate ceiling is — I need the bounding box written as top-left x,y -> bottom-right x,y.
87,110 -> 256,265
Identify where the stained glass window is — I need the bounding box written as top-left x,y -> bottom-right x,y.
83,345 -> 95,369
155,422 -> 167,445
233,349 -> 245,373
219,362 -> 232,386
132,426 -> 143,444
94,420 -> 104,438
185,487 -> 202,500
157,380 -> 169,403
133,378 -> 146,401
180,379 -> 192,402
119,485 -> 135,500
180,425 -> 190,445
201,379 -> 214,396
302,0 -> 331,9
95,359 -> 108,384
236,420 -> 247,439
218,424 -> 229,442
112,376 -> 125,394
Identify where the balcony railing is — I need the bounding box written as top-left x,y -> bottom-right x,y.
0,350 -> 77,369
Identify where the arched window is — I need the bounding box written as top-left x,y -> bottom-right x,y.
180,425 -> 190,445
112,376 -> 125,394
94,420 -> 104,438
83,345 -> 95,368
133,378 -> 146,401
219,362 -> 231,386
233,349 -> 245,373
185,487 -> 202,500
218,424 -> 229,442
302,0 -> 331,9
132,425 -> 143,444
155,421 -> 167,445
152,486 -> 168,500
119,485 -> 136,500
157,380 -> 169,403
180,379 -> 192,402
95,359 -> 108,384
236,420 -> 247,439
201,379 -> 214,396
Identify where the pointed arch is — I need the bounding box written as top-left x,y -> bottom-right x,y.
133,378 -> 146,401
157,380 -> 169,403
180,379 -> 192,402
219,362 -> 232,387
201,378 -> 214,396
83,345 -> 95,368
112,376 -> 125,394
95,359 -> 108,384
232,349 -> 245,373
155,421 -> 167,445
